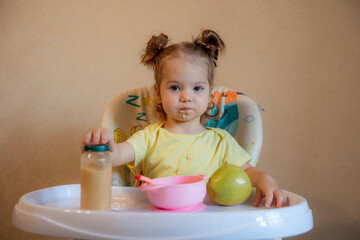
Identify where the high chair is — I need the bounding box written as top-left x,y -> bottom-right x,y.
100,85 -> 264,187
12,85 -> 313,240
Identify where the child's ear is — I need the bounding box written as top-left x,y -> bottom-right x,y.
154,84 -> 162,104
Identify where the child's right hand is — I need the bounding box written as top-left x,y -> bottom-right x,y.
81,128 -> 115,153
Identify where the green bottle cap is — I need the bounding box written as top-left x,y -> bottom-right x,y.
83,145 -> 110,152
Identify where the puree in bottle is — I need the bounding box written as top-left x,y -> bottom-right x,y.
81,162 -> 112,211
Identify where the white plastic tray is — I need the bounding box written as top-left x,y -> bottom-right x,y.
12,184 -> 313,240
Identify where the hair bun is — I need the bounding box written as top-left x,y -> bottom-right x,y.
141,33 -> 169,68
194,30 -> 225,66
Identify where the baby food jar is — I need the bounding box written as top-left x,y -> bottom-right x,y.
80,145 -> 112,211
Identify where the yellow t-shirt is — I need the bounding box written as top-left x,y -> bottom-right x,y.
126,122 -> 251,179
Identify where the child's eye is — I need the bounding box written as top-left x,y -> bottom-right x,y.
194,86 -> 204,92
169,85 -> 180,91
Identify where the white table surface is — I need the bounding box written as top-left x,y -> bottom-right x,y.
12,184 -> 313,240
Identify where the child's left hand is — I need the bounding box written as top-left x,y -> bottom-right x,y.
243,164 -> 288,208
252,173 -> 288,208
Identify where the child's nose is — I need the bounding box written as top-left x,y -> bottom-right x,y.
180,91 -> 192,102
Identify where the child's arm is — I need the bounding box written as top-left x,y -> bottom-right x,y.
81,127 -> 135,167
242,163 -> 288,208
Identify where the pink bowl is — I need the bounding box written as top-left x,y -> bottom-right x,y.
139,175 -> 209,210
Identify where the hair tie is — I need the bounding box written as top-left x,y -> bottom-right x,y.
158,42 -> 166,50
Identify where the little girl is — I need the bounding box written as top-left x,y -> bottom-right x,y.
81,30 -> 287,208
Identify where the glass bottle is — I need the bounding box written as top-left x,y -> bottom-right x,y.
80,145 -> 112,211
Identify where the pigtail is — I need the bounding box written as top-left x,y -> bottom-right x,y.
194,30 -> 225,67
141,33 -> 169,68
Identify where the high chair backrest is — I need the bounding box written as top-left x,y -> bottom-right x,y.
100,85 -> 263,187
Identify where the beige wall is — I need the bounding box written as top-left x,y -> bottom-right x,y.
1,0 -> 359,239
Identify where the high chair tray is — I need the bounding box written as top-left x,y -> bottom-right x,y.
13,184 -> 313,240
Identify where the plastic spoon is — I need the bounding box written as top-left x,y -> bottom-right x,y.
135,175 -> 157,185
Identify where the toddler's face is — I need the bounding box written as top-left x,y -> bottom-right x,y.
158,56 -> 210,124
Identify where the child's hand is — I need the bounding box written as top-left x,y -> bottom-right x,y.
252,173 -> 288,208
243,164 -> 288,208
81,127 -> 115,153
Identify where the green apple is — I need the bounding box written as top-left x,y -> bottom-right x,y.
207,164 -> 252,205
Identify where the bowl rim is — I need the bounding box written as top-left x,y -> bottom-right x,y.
142,175 -> 209,189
